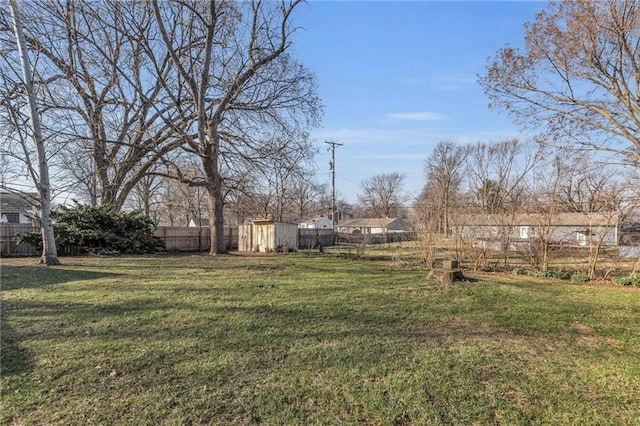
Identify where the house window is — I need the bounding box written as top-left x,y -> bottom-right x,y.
576,230 -> 594,246
2,212 -> 20,223
519,226 -> 530,239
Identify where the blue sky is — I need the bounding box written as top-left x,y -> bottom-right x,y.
291,1 -> 546,204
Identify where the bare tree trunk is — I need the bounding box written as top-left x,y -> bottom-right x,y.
205,127 -> 226,255
9,0 -> 59,265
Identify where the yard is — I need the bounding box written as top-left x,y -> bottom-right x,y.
2,253 -> 639,425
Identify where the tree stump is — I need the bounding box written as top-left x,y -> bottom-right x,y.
427,260 -> 466,285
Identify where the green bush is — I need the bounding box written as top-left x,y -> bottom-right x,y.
16,203 -> 164,255
611,276 -> 640,287
512,269 -> 569,280
535,270 -> 569,280
571,274 -> 590,283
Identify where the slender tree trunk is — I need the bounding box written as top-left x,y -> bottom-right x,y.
541,239 -> 549,271
9,0 -> 59,265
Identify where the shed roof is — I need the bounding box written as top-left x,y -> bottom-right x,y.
250,219 -> 298,225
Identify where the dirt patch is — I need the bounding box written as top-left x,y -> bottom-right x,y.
569,323 -> 618,349
571,324 -> 594,335
502,389 -> 531,410
399,319 -> 516,348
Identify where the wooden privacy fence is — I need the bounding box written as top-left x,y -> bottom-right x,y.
154,226 -> 238,251
0,225 -> 240,256
0,224 -> 39,256
1,224 -> 412,256
155,227 -> 333,252
297,228 -> 334,249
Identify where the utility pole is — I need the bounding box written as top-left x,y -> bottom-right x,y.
325,140 -> 343,228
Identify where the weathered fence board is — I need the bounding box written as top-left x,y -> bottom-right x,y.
0,224 -> 39,256
298,229 -> 334,249
155,227 -> 238,251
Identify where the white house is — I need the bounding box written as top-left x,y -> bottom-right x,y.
298,215 -> 333,230
451,212 -> 619,249
0,191 -> 39,224
336,217 -> 413,234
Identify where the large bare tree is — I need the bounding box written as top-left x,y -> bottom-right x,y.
479,1 -> 640,162
0,1 -> 186,209
152,0 -> 321,254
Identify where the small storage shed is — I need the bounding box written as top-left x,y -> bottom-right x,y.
238,219 -> 298,252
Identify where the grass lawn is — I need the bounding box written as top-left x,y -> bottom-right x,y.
2,253 -> 639,425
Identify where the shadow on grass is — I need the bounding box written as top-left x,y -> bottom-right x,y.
3,261 -> 631,382
0,309 -> 35,376
1,266 -> 123,290
1,266 -> 124,376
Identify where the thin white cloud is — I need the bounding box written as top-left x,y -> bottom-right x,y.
388,111 -> 447,121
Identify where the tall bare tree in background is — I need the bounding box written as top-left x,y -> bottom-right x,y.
357,172 -> 408,218
5,0 -> 59,265
480,0 -> 640,163
554,151 -> 630,215
420,141 -> 470,236
465,139 -> 536,214
289,171 -> 323,220
152,0 -> 321,254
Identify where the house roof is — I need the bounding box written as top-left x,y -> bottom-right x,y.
338,217 -> 405,228
250,219 -> 298,225
453,212 -> 619,227
0,191 -> 39,213
299,215 -> 332,225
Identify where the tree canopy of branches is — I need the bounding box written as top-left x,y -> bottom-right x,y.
479,0 -> 640,162
420,141 -> 470,236
1,0 -> 321,256
0,1 -> 186,209
152,0 -> 321,254
465,139 -> 537,214
357,172 -> 408,218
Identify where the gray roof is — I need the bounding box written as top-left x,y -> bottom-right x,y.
453,212 -> 619,227
0,191 -> 39,213
300,215 -> 332,224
